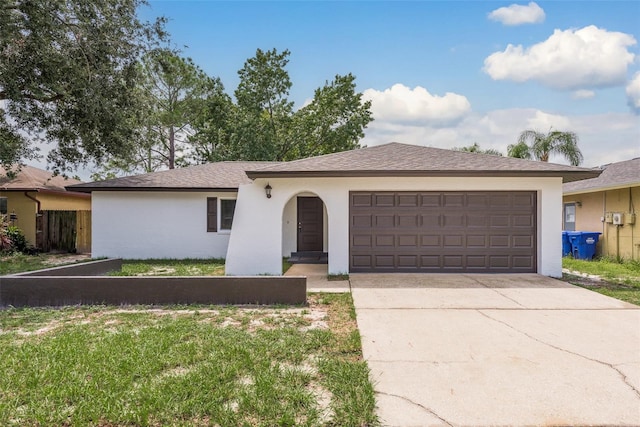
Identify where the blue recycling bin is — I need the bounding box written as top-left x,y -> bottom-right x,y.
567,231 -> 601,260
561,231 -> 572,256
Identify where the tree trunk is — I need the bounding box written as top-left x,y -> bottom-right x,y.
169,126 -> 175,169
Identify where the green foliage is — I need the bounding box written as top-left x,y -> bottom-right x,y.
508,129 -> 583,166
454,142 -> 503,156
94,48 -> 231,176
195,48 -> 373,164
0,0 -> 167,174
5,225 -> 28,253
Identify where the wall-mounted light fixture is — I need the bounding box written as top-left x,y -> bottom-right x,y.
576,201 -> 582,207
265,183 -> 272,199
9,210 -> 17,224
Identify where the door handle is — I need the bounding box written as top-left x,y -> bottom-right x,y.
298,222 -> 302,232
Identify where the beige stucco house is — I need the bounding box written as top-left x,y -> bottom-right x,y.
1,165 -> 92,252
563,158 -> 639,260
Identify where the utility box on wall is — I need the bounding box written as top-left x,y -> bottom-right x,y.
612,212 -> 624,225
626,213 -> 636,225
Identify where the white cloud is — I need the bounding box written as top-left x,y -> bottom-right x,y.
626,72 -> 640,113
572,89 -> 595,99
362,84 -> 471,126
363,107 -> 640,167
488,2 -> 545,26
483,26 -> 637,90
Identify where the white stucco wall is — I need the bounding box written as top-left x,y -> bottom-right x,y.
225,176 -> 563,277
92,191 -> 236,259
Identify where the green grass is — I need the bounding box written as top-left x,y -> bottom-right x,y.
0,253 -> 90,275
0,295 -> 378,426
109,259 -> 226,276
562,257 -> 640,305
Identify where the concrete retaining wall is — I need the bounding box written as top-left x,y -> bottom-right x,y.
0,276 -> 307,307
11,258 -> 123,277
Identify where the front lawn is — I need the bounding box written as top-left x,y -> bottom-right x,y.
562,257 -> 640,306
0,294 -> 378,426
0,253 -> 91,275
110,259 -> 226,276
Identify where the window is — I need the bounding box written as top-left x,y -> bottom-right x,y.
0,197 -> 7,215
206,197 -> 237,232
220,199 -> 236,230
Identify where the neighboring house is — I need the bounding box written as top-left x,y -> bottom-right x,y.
563,158 -> 639,260
0,165 -> 92,252
68,143 -> 599,277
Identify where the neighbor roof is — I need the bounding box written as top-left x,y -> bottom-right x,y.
1,165 -> 84,193
563,157 -> 640,194
246,142 -> 601,183
67,161 -> 278,193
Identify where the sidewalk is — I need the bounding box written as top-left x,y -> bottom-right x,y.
284,264 -> 350,293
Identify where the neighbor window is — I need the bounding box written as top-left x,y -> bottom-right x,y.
0,197 -> 7,215
220,199 -> 236,230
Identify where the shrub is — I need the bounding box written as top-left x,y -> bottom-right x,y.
6,226 -> 28,253
0,217 -> 11,252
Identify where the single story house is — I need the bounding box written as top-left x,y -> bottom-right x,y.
1,165 -> 92,252
563,157 -> 639,260
68,143 -> 600,277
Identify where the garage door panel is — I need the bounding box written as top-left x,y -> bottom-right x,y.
421,235 -> 441,247
420,194 -> 441,207
352,234 -> 372,248
398,214 -> 419,227
374,194 -> 394,207
352,214 -> 371,228
376,235 -> 394,246
398,194 -> 419,207
350,191 -> 536,273
375,215 -> 394,227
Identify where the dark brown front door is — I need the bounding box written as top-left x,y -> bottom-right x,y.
350,191 -> 537,273
297,197 -> 324,252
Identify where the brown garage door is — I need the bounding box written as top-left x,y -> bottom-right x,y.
350,191 -> 537,273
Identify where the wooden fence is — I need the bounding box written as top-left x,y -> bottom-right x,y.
37,210 -> 91,253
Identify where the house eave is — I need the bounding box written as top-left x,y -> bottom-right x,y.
246,169 -> 601,183
66,186 -> 239,194
563,181 -> 640,196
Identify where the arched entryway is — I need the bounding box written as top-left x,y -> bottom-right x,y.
282,192 -> 328,264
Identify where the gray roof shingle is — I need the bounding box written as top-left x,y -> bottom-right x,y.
246,142 -> 601,183
67,161 -> 277,193
563,157 -> 640,194
1,165 -> 84,192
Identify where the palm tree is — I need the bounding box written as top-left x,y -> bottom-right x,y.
454,142 -> 503,156
507,129 -> 583,166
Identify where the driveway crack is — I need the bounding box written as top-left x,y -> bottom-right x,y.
464,275 -> 526,308
477,310 -> 640,399
376,391 -> 453,426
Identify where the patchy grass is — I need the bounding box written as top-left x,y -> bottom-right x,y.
0,253 -> 91,275
328,274 -> 349,281
109,259 -> 226,276
0,295 -> 378,426
562,257 -> 640,306
283,257 -> 293,274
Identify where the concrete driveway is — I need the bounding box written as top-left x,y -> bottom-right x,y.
351,274 -> 640,427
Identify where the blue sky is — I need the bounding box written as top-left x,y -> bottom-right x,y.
137,0 -> 640,167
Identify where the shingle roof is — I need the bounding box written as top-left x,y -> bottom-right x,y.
563,157 -> 640,194
246,142 -> 601,183
0,165 -> 83,192
67,161 -> 278,193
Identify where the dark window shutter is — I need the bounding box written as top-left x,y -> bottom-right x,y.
207,197 -> 217,232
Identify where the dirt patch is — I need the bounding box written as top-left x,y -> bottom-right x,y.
561,272 -> 636,290
42,253 -> 91,266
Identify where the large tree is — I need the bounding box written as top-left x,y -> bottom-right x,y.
0,0 -> 165,174
95,48 -> 229,177
218,48 -> 373,162
508,129 -> 583,166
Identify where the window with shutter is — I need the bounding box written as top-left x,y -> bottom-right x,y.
207,197 -> 217,232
